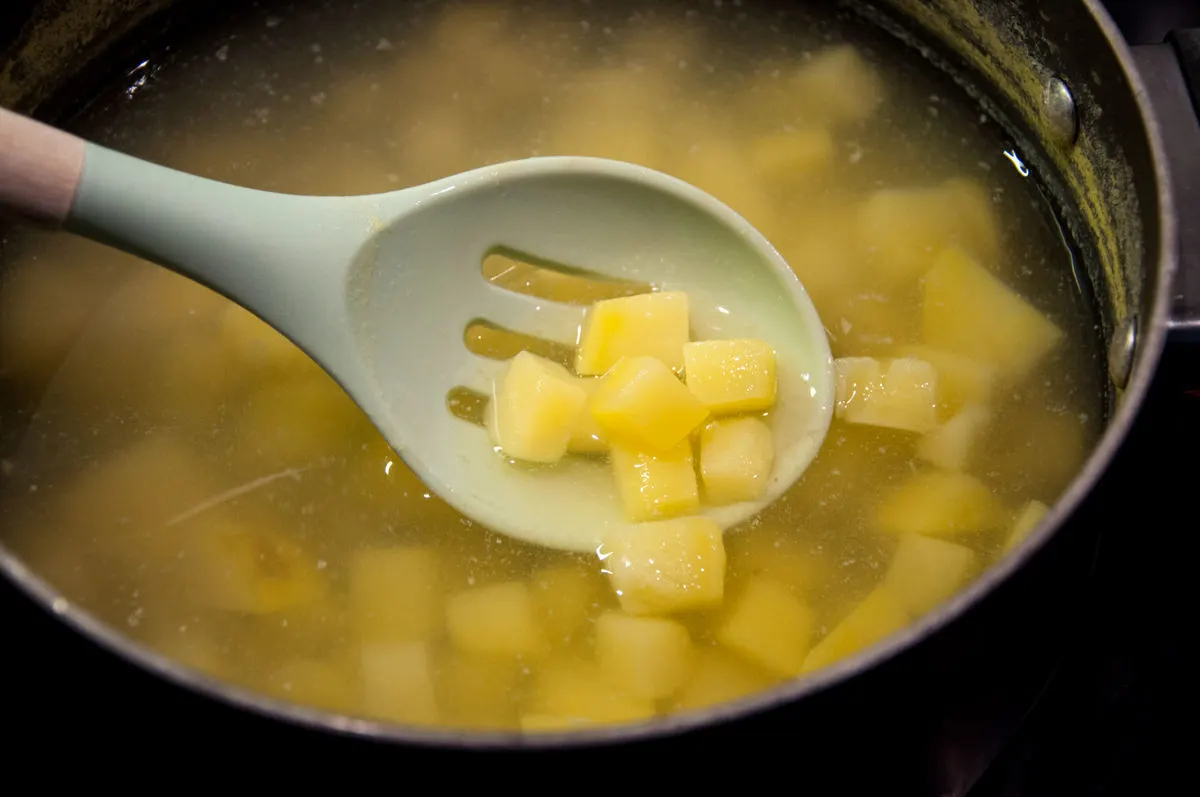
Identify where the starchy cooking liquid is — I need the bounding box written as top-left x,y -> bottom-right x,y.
0,0 -> 1104,729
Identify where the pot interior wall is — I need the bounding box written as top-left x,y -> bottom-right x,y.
0,1 -> 177,114
872,0 -> 1163,385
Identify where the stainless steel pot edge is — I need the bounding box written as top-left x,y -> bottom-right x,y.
695,0 -> 1179,740
0,0 -> 1178,749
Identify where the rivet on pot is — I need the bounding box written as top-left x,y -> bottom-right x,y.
1107,315 -> 1137,389
1042,77 -> 1079,147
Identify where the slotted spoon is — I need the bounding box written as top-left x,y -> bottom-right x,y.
0,107 -> 834,552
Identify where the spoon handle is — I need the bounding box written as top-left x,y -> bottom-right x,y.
0,107 -> 85,225
1,106 -> 367,340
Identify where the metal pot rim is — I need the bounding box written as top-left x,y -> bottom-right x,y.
0,0 -> 1179,749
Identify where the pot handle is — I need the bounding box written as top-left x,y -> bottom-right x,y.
1133,31 -> 1200,342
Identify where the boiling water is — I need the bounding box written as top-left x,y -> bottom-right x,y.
0,0 -> 1104,729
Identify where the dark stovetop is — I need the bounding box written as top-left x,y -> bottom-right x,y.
970,3 -> 1199,790
3,2 -> 1198,790
965,342 -> 1197,796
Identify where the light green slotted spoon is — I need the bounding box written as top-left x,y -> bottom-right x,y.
0,106 -> 833,552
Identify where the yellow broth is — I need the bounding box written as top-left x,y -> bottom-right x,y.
0,0 -> 1103,730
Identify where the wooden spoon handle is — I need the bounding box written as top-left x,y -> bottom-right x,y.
0,106 -> 86,226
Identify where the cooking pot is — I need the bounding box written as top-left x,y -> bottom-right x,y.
1,0 -> 1196,785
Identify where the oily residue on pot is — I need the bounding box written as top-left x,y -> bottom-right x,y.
874,0 -> 1156,370
0,0 -> 176,112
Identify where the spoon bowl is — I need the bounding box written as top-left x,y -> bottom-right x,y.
0,108 -> 834,551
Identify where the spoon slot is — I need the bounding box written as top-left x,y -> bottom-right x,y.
463,319 -> 574,366
482,247 -> 651,305
446,385 -> 489,426
477,283 -> 587,346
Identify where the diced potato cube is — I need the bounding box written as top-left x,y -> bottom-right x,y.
446,581 -> 545,658
591,356 -> 709,452
941,177 -> 1001,266
1003,499 -> 1051,554
858,180 -> 1000,282
923,248 -> 1064,379
699,417 -> 775,504
361,641 -> 439,724
487,351 -> 588,463
674,649 -> 777,711
530,562 -> 607,646
610,441 -> 700,522
185,520 -> 328,614
437,653 -> 520,728
834,356 -> 938,433
349,547 -> 441,645
604,516 -> 726,615
568,377 -> 609,453
575,291 -> 690,376
881,534 -> 978,617
802,588 -> 910,673
875,471 -> 1005,537
717,578 -> 816,676
750,128 -> 835,181
917,403 -> 992,471
897,344 -> 997,410
792,45 -> 883,125
833,356 -> 881,403
525,657 -> 655,727
683,339 -> 777,415
858,186 -> 949,282
595,612 -> 694,701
